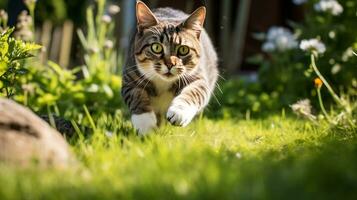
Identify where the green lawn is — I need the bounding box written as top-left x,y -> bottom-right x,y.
1,115 -> 357,200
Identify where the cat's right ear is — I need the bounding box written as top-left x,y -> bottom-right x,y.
136,1 -> 158,30
182,7 -> 206,38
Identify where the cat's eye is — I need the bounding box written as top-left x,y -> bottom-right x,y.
151,43 -> 163,54
177,45 -> 190,56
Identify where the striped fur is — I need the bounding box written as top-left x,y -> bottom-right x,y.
122,1 -> 218,135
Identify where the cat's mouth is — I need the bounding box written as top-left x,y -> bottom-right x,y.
163,72 -> 174,77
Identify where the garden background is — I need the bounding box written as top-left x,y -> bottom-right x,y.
0,0 -> 356,199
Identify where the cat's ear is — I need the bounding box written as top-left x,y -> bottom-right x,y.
182,7 -> 206,38
136,1 -> 159,30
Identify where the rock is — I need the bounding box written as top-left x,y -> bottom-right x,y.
0,98 -> 74,168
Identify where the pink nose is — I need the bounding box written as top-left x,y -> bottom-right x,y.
164,56 -> 177,69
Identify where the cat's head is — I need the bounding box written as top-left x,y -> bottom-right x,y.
134,1 -> 206,82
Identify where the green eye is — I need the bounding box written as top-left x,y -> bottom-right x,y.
151,43 -> 163,54
177,45 -> 190,56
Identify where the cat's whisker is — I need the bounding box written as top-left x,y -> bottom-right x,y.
182,74 -> 194,85
124,65 -> 140,72
125,71 -> 151,86
176,75 -> 181,89
184,74 -> 221,106
125,64 -> 140,68
217,74 -> 226,81
136,72 -> 152,87
125,68 -> 142,75
180,74 -> 189,87
215,82 -> 223,94
143,73 -> 156,91
211,92 -> 222,106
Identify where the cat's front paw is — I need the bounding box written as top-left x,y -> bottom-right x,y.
166,104 -> 198,127
131,112 -> 157,136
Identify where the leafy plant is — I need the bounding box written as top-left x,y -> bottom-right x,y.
0,28 -> 41,97
311,55 -> 356,129
252,0 -> 357,116
9,0 -> 123,124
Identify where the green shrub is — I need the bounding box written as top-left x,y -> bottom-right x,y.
255,0 -> 357,105
0,0 -> 123,126
0,27 -> 41,97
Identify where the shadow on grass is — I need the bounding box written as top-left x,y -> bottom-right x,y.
121,128 -> 357,200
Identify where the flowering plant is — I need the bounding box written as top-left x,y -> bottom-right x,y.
254,0 -> 356,111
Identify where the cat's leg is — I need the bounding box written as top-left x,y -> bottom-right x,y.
167,80 -> 210,126
122,86 -> 157,135
131,112 -> 157,135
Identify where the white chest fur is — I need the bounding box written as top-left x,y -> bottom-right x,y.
151,92 -> 174,115
150,78 -> 175,115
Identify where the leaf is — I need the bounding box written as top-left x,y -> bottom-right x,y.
23,42 -> 42,51
0,28 -> 14,58
16,68 -> 29,75
0,27 -> 14,39
11,53 -> 35,61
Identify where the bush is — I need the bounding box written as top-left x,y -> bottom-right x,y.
0,27 -> 41,97
1,0 -> 123,125
255,0 -> 357,106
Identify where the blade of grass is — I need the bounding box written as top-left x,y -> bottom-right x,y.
71,119 -> 84,140
83,105 -> 96,130
47,105 -> 57,129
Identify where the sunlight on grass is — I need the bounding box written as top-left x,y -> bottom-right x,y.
1,116 -> 355,199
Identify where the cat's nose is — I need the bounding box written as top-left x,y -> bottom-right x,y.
164,56 -> 177,69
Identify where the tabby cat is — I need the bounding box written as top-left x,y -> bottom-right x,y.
122,1 -> 218,135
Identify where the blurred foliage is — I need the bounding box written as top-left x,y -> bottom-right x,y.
0,0 -> 123,123
35,0 -> 67,24
252,0 -> 357,107
35,0 -> 89,25
296,0 -> 357,87
0,0 -> 7,9
1,0 -> 87,25
208,79 -> 281,119
0,28 -> 41,97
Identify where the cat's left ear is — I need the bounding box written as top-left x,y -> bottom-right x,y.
182,7 -> 206,38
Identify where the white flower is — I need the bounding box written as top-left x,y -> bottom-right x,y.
104,40 -> 114,49
292,0 -> 308,5
262,42 -> 275,52
87,84 -> 99,92
314,0 -> 343,16
101,15 -> 112,24
331,64 -> 341,74
235,152 -> 242,159
262,27 -> 298,52
108,5 -> 120,15
300,39 -> 326,54
328,31 -> 336,39
342,47 -> 354,62
105,131 -> 113,138
0,9 -> 8,22
291,99 -> 316,121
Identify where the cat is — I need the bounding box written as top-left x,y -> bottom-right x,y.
122,1 -> 218,135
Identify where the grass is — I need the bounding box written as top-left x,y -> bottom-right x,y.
0,114 -> 357,200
